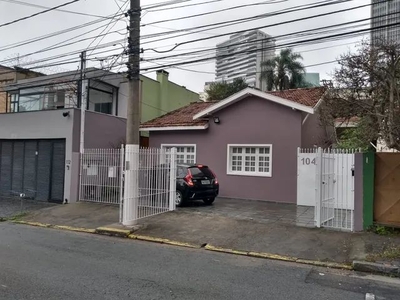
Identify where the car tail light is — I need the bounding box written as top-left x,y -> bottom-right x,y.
184,171 -> 194,186
210,170 -> 219,185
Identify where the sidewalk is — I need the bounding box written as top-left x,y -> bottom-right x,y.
11,199 -> 400,268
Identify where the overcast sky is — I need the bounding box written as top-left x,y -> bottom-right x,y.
0,0 -> 370,92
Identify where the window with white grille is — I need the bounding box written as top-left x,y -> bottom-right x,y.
161,144 -> 196,164
227,145 -> 272,177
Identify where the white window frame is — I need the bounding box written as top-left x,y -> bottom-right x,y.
227,144 -> 272,177
161,144 -> 197,164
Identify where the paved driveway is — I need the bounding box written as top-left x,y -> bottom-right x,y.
180,197 -> 315,227
0,197 -> 56,219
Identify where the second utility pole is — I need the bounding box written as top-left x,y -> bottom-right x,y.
123,0 -> 141,226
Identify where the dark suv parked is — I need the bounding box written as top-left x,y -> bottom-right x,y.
175,164 -> 219,207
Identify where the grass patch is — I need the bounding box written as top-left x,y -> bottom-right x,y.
7,212 -> 28,221
367,245 -> 400,262
368,225 -> 400,236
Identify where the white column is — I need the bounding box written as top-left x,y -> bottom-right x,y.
122,144 -> 139,226
315,147 -> 323,228
169,148 -> 177,211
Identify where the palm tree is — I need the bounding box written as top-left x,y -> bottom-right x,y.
261,48 -> 306,91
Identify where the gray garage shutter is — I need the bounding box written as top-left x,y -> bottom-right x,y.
11,141 -> 24,193
50,140 -> 65,202
23,141 -> 37,198
0,141 -> 12,195
36,140 -> 52,201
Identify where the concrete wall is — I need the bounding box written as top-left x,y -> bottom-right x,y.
117,72 -> 199,125
69,109 -> 127,202
149,96 -> 303,203
0,108 -> 75,202
301,111 -> 328,148
354,153 -> 364,231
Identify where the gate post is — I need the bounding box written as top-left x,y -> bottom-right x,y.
315,147 -> 323,227
119,145 -> 125,224
122,144 -> 139,226
169,148 -> 177,211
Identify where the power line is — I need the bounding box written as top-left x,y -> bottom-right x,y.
86,0 -> 129,55
0,12 -> 125,53
143,0 -> 375,53
0,0 -> 82,29
141,7 -> 395,63
146,0 -> 222,11
142,0 -> 288,27
140,0 -> 353,46
3,0 -> 342,69
140,20 -> 400,72
0,0 -> 112,19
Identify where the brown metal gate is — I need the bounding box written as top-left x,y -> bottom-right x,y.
374,153 -> 400,227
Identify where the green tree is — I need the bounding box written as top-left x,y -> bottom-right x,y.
261,48 -> 306,91
206,78 -> 248,100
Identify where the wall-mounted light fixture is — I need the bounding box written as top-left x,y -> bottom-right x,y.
62,111 -> 70,118
214,116 -> 220,124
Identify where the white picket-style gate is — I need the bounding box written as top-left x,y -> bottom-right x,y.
79,146 -> 177,224
297,148 -> 356,231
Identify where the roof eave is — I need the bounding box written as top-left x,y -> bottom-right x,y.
140,124 -> 209,131
192,88 -> 315,120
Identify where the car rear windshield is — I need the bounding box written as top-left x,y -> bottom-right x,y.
189,166 -> 215,178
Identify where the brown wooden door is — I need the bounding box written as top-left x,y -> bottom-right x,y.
374,153 -> 400,226
140,136 -> 149,148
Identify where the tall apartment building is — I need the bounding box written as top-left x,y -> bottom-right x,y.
371,0 -> 400,44
215,30 -> 275,91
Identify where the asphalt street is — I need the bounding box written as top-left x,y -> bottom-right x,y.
0,222 -> 399,300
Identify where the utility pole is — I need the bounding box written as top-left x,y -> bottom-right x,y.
123,0 -> 141,226
126,0 -> 141,145
79,51 -> 88,154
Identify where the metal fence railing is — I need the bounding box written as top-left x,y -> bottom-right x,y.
79,146 -> 177,224
79,148 -> 124,205
122,146 -> 177,224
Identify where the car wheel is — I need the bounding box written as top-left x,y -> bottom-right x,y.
175,190 -> 185,207
203,198 -> 215,205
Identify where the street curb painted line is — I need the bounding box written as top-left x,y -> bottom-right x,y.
8,221 -> 353,270
11,220 -> 96,234
96,227 -> 132,238
205,244 -> 353,270
128,234 -> 200,249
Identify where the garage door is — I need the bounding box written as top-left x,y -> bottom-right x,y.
0,139 -> 65,203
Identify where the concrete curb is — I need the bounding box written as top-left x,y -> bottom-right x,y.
128,234 -> 201,249
11,220 -> 96,234
9,220 -> 353,270
205,244 -> 353,270
96,227 -> 133,238
353,260 -> 400,277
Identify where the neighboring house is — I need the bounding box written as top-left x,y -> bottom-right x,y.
334,117 -> 399,152
0,65 -> 44,113
141,87 -> 328,203
0,68 -> 198,203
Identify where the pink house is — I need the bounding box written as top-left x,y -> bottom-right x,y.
140,87 -> 328,203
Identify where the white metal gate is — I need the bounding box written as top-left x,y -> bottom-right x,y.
297,148 -> 356,231
79,148 -> 124,205
79,146 -> 177,224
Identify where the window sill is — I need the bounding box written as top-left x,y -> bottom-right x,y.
227,171 -> 272,178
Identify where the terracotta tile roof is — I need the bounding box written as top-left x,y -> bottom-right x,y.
141,101 -> 215,128
141,87 -> 326,129
266,87 -> 326,108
